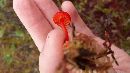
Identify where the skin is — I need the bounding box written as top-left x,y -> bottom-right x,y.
13,0 -> 130,73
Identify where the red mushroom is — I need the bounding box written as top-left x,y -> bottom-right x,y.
53,11 -> 71,42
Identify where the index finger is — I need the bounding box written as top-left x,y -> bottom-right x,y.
13,0 -> 52,52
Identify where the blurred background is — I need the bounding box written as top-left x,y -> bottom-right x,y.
0,0 -> 130,73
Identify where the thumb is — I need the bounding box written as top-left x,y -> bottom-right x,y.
39,29 -> 65,73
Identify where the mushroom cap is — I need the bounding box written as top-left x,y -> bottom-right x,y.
53,11 -> 71,26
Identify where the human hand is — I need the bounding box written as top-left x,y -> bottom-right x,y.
13,0 -> 130,73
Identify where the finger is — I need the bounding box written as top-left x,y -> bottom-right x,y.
13,0 -> 52,52
34,0 -> 59,28
39,29 -> 65,73
61,1 -> 94,36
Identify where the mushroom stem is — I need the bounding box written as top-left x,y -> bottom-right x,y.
60,24 -> 69,42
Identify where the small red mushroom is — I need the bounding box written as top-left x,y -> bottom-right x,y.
53,11 -> 71,42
